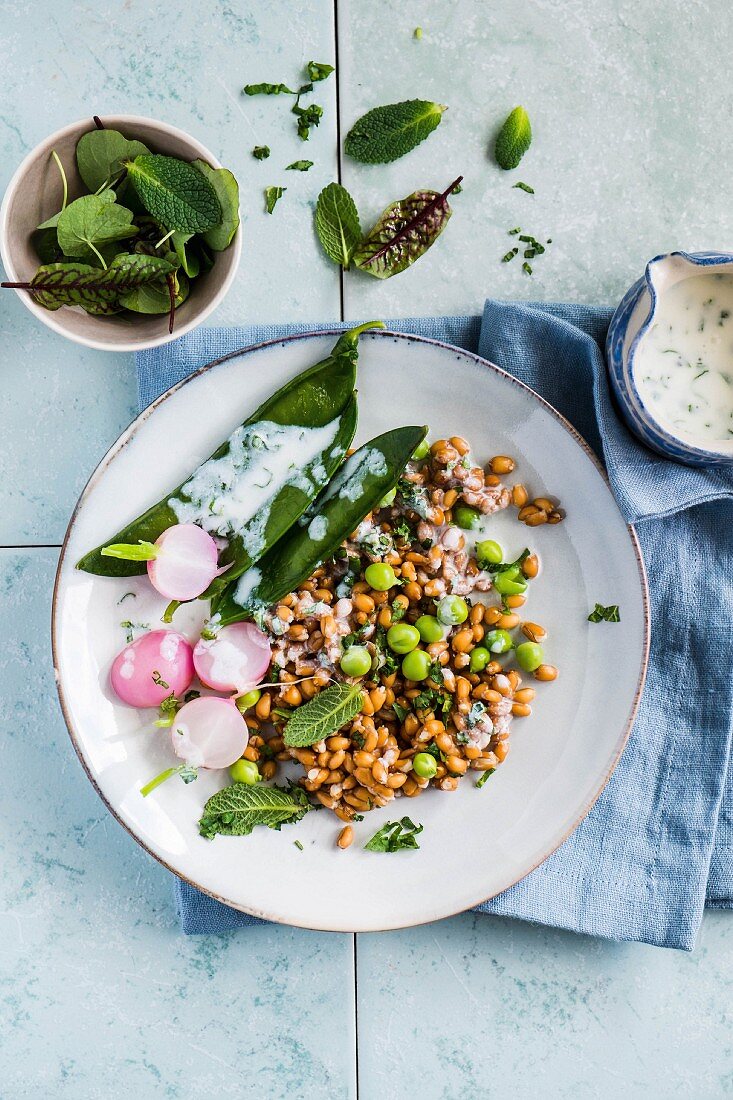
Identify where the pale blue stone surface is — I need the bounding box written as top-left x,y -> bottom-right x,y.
0,0 -> 731,1096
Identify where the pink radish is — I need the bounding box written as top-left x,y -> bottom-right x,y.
101,524 -> 220,601
170,695 -> 249,769
194,622 -> 272,693
110,629 -> 194,708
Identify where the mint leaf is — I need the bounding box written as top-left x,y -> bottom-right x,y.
76,128 -> 150,192
353,176 -> 461,279
191,159 -> 239,251
265,186 -> 286,214
57,191 -> 137,265
344,100 -> 447,164
199,782 -> 311,838
315,182 -> 362,268
307,61 -> 334,82
495,106 -> 532,170
286,160 -> 314,172
365,816 -> 423,852
126,154 -> 222,232
284,683 -> 363,747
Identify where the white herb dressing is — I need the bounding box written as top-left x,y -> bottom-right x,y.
169,419 -> 343,557
633,273 -> 733,445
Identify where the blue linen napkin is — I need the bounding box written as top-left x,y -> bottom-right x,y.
138,302 -> 733,950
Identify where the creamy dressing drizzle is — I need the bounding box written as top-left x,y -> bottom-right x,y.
169,419 -> 343,556
633,273 -> 733,445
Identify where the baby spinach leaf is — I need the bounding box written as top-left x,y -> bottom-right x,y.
265,185 -> 286,214
76,128 -> 150,192
170,232 -> 199,278
284,683 -> 364,747
119,269 -> 189,314
125,154 -> 222,233
286,159 -> 314,171
56,191 -> 138,266
6,253 -> 178,314
32,227 -> 64,264
495,106 -> 532,170
307,61 -> 334,82
191,159 -> 240,251
353,176 -> 462,279
344,99 -> 447,164
315,182 -> 361,268
243,82 -> 296,95
199,782 -> 311,839
365,817 -> 423,852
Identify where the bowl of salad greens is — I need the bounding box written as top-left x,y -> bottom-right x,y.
0,114 -> 241,352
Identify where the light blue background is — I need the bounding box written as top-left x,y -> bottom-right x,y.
1,2 -> 731,1097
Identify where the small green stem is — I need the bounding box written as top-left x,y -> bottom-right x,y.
51,150 -> 68,211
162,599 -> 181,624
88,240 -> 108,270
156,229 -> 175,250
140,766 -> 179,797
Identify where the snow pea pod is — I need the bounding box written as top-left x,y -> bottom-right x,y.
212,424 -> 428,625
77,322 -> 383,579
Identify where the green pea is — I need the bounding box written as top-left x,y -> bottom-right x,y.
386,623 -> 420,654
453,504 -> 482,531
476,539 -> 503,566
401,649 -> 431,682
516,641 -> 544,671
340,645 -> 372,677
377,487 -> 397,509
413,752 -> 437,779
484,628 -> 513,654
436,594 -> 469,625
411,439 -> 430,461
415,614 -> 444,643
235,688 -> 262,713
469,646 -> 491,672
230,759 -> 260,785
364,562 -> 397,591
493,572 -> 528,596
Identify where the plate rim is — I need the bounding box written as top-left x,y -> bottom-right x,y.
51,328 -> 651,931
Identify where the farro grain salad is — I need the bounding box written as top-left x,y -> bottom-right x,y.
80,323 -> 562,852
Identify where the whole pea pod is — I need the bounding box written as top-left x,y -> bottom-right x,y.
76,322 -> 384,581
211,424 -> 428,626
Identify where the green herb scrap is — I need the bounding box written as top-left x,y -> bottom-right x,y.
265,186 -> 286,214
501,228 -> 551,274
307,61 -> 334,82
286,160 -> 314,172
495,106 -> 532,170
344,99 -> 447,164
243,62 -> 333,142
365,817 -> 423,852
476,768 -> 496,789
252,145 -> 271,160
513,181 -> 534,194
588,603 -> 620,623
243,82 -> 296,96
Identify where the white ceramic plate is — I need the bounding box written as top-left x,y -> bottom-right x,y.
53,331 -> 649,931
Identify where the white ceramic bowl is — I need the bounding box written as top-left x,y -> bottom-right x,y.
0,114 -> 241,352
